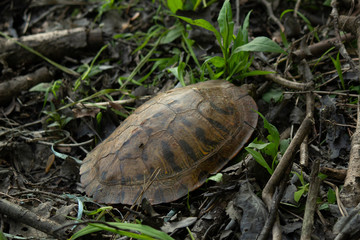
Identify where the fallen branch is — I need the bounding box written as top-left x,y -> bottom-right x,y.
0,27 -> 103,69
262,115 -> 314,239
262,116 -> 314,206
300,159 -> 321,240
340,98 -> 360,207
252,60 -> 314,90
291,33 -> 354,61
0,66 -> 52,105
0,198 -> 70,240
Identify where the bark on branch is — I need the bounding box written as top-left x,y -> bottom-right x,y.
0,27 -> 103,69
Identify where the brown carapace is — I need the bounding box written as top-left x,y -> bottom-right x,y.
80,80 -> 258,205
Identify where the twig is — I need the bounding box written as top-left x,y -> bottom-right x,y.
300,159 -> 321,240
283,90 -> 360,98
257,173 -> 288,240
298,60 -> 315,167
259,0 -> 285,32
74,96 -> 151,109
294,0 -> 302,17
262,116 -> 313,239
262,116 -> 314,207
0,198 -> 70,239
292,33 -> 354,60
325,180 -> 348,217
252,60 -> 313,90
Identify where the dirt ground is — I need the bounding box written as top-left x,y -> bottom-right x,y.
0,0 -> 360,239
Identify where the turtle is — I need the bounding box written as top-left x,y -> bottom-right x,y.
80,80 -> 258,205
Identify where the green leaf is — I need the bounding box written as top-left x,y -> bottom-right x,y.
327,188 -> 336,204
176,16 -> 217,33
234,37 -> 286,54
240,10 -> 251,44
319,203 -> 329,211
239,70 -> 274,78
0,230 -> 7,240
161,23 -> 184,44
181,32 -> 201,69
71,222 -> 174,240
167,0 -> 183,13
280,9 -> 319,41
247,142 -> 271,150
245,147 -> 273,174
204,56 -> 225,68
256,111 -> 280,157
175,16 -> 222,47
294,187 -> 305,202
262,88 -> 283,103
292,171 -> 305,186
330,52 -> 345,90
96,112 -> 102,126
29,82 -> 52,92
168,62 -> 186,86
280,138 -> 290,155
207,173 -> 223,183
217,0 -> 234,50
263,142 -> 278,159
318,173 -> 328,180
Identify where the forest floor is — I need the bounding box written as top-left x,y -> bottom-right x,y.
0,0 -> 360,239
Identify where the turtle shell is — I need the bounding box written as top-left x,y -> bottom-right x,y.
80,80 -> 258,205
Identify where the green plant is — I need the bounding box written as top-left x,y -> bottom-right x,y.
30,79 -> 63,110
280,9 -> 320,44
330,52 -> 345,90
30,80 -> 74,128
43,104 -> 73,129
74,44 -> 110,90
95,0 -> 127,23
292,171 -> 309,202
245,111 -> 290,175
165,0 -> 214,13
327,188 -> 336,204
71,205 -> 174,240
176,0 -> 285,81
262,87 -> 283,103
71,222 -> 174,240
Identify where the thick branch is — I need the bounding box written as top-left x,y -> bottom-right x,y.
0,198 -> 70,239
0,66 -> 53,105
0,28 -> 103,69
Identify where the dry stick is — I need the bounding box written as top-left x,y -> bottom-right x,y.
325,180 -> 348,217
340,98 -> 360,207
320,167 -> 347,181
257,169 -> 289,240
0,198 -> 70,239
262,116 -> 314,239
252,60 -> 313,91
294,0 -> 302,17
292,33 -> 354,60
74,96 -> 152,109
298,60 -> 315,167
300,159 -> 321,240
259,0 -> 285,32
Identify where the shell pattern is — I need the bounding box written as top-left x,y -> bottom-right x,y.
80,80 -> 258,205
